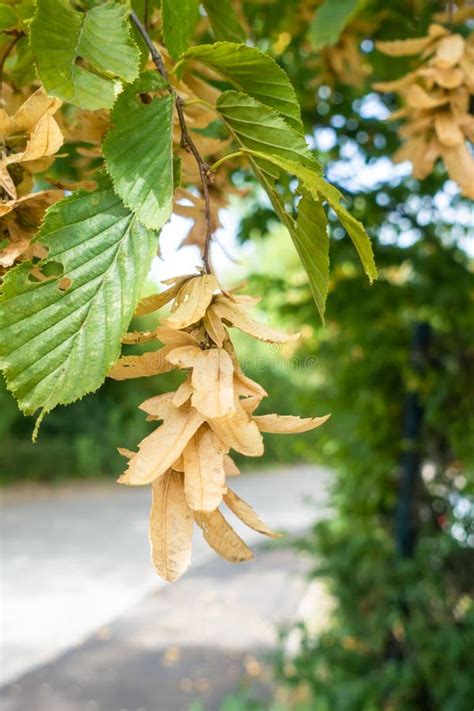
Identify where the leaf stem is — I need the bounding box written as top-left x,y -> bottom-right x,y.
0,31 -> 24,90
208,151 -> 244,173
129,10 -> 215,274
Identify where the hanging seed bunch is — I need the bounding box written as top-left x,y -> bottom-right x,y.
110,273 -> 329,582
374,23 -> 474,198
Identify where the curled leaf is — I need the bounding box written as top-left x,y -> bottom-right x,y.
164,274 -> 219,329
224,488 -> 280,538
108,349 -> 174,380
119,406 -> 205,485
194,509 -> 253,562
253,413 -> 331,433
150,471 -> 193,582
183,425 -> 228,511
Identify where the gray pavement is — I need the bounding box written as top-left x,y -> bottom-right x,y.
0,465 -> 331,704
1,546 -> 308,711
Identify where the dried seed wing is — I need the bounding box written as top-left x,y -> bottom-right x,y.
119,408 -> 205,485
434,111 -> 464,146
194,509 -> 253,562
183,426 -> 228,511
372,73 -> 417,93
209,400 -> 264,457
164,274 -> 219,329
213,297 -> 299,344
161,273 -> 198,285
203,306 -> 227,347
118,447 -> 135,459
172,455 -> 184,472
442,143 -> 474,199
190,349 -> 236,419
228,294 -> 262,309
165,345 -> 202,368
224,489 -> 281,538
135,278 -> 190,316
139,392 -> 176,418
233,369 -> 268,399
6,115 -> 63,165
0,162 -> 17,200
172,377 -> 193,408
405,84 -> 448,110
376,35 -> 435,57
150,471 -> 193,581
108,349 -> 174,380
433,34 -> 465,69
240,396 -> 262,415
155,327 -> 200,347
253,413 -> 331,433
121,329 -> 157,345
224,455 -> 240,477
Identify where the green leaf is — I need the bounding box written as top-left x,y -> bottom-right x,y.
184,44 -> 303,133
292,195 -> 329,323
0,4 -> 17,30
216,91 -> 316,170
0,175 -> 157,428
103,72 -> 174,230
201,0 -> 245,43
308,0 -> 366,50
161,0 -> 199,60
30,0 -> 140,110
244,150 -> 377,284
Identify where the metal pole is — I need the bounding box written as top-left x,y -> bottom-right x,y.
395,321 -> 431,558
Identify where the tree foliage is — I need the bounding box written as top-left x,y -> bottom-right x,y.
1,0 -> 473,705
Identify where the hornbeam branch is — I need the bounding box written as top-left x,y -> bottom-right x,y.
130,10 -> 214,273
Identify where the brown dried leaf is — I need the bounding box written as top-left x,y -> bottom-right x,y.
224,489 -> 281,538
376,35 -> 435,57
203,306 -> 227,347
172,377 -> 194,408
135,277 -> 191,316
434,111 -> 464,146
118,447 -> 135,459
163,275 -> 219,329
166,345 -> 236,419
419,66 -> 463,89
372,73 -> 417,93
253,413 -> 331,433
224,455 -> 240,477
183,425 -> 228,511
139,392 -> 176,418
155,327 -> 200,347
433,34 -> 465,69
0,88 -> 61,140
150,471 -> 193,582
194,509 -> 253,562
209,400 -> 264,457
119,406 -> 205,485
405,84 -> 448,110
442,142 -> 474,199
0,160 -> 17,199
240,396 -> 262,416
6,114 -> 63,165
108,349 -> 174,380
121,329 -> 158,345
213,296 -> 299,344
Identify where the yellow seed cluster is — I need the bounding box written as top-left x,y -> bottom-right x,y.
375,24 -> 474,197
110,274 -> 329,581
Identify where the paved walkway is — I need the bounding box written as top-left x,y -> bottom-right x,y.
0,465 -> 331,706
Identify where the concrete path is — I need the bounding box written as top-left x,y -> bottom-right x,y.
1,547 -> 310,711
0,465 -> 331,690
